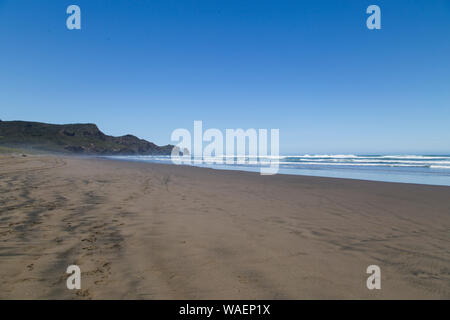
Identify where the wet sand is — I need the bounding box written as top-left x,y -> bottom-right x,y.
0,154 -> 449,299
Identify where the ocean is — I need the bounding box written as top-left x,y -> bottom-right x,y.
106,154 -> 450,186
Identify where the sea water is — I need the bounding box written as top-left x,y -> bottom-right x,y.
106,154 -> 450,186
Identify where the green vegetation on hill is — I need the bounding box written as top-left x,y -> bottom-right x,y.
0,120 -> 174,155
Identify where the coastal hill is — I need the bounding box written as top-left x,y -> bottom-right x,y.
0,120 -> 175,155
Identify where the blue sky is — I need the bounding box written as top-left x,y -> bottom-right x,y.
1,0 -> 449,154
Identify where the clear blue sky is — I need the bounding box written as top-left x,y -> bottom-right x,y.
1,0 -> 449,154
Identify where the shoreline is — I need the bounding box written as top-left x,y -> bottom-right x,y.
1,154 -> 449,299
100,155 -> 450,188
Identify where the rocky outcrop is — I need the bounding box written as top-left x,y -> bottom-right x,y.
0,120 -> 174,155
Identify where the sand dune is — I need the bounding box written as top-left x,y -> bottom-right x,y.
0,155 -> 449,299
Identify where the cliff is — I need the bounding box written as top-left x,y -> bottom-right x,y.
0,120 -> 174,155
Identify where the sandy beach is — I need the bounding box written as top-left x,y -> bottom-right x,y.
0,154 -> 449,299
